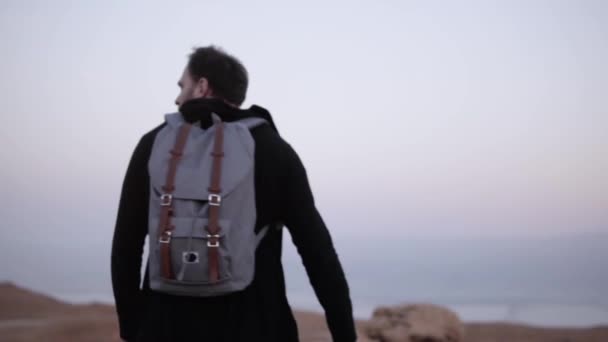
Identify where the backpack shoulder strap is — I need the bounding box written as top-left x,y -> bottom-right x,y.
164,112 -> 185,127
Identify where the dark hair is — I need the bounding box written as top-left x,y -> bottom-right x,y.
187,46 -> 249,106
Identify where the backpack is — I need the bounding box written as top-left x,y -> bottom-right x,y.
146,112 -> 269,296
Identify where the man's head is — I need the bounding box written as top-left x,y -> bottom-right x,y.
175,46 -> 249,108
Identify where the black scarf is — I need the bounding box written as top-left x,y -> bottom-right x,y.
179,98 -> 279,133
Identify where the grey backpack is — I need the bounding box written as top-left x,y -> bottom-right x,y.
146,112 -> 269,296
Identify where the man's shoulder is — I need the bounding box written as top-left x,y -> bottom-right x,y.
249,124 -> 306,176
136,120 -> 299,165
129,123 -> 167,161
250,123 -> 296,158
141,123 -> 167,141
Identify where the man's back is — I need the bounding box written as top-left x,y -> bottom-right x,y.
111,98 -> 356,341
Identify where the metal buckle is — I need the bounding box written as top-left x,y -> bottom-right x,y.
159,231 -> 172,243
208,194 -> 222,206
160,194 -> 172,206
207,234 -> 220,247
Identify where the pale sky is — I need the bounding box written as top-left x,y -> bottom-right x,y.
1,0 -> 607,265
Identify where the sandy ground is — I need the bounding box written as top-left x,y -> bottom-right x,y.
1,282 -> 607,342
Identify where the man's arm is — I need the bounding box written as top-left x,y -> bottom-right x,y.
279,142 -> 357,342
111,135 -> 153,341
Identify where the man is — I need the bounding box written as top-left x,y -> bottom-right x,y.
111,46 -> 357,341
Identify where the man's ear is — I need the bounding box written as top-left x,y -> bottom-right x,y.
195,77 -> 213,98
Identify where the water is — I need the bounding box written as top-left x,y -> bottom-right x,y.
52,290 -> 608,328
13,233 -> 608,328
281,233 -> 608,327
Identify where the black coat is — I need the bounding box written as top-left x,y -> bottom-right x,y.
111,98 -> 357,341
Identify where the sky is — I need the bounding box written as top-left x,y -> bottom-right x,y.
0,0 -> 607,298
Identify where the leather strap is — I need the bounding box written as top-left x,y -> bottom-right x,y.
206,121 -> 225,282
159,123 -> 192,280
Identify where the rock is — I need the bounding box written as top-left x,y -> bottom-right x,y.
364,303 -> 464,342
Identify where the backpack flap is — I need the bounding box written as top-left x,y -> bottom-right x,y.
149,121 -> 255,202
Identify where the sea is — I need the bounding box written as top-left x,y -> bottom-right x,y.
44,233 -> 608,328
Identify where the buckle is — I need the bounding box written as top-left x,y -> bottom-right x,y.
159,231 -> 172,243
160,194 -> 172,206
208,194 -> 222,206
207,234 -> 220,247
